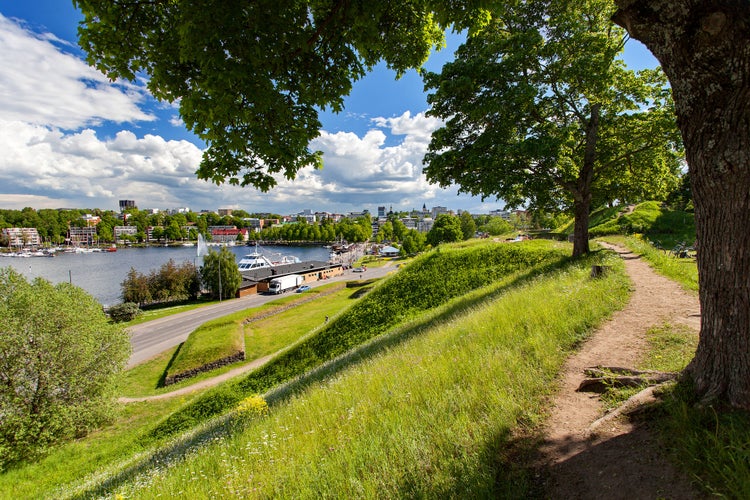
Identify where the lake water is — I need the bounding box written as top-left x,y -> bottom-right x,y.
0,244 -> 330,307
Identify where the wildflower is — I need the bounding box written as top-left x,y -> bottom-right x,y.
236,395 -> 269,418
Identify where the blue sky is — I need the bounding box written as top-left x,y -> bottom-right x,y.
0,1 -> 659,216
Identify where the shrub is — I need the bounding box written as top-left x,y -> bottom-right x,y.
108,302 -> 141,323
0,269 -> 130,469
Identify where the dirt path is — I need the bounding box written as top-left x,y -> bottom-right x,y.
538,242 -> 706,499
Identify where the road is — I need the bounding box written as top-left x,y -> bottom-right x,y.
127,262 -> 395,367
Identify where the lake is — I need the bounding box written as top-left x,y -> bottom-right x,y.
0,244 -> 331,307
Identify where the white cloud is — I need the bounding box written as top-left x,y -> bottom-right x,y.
0,120 -> 205,209
0,12 -> 497,215
0,14 -> 153,130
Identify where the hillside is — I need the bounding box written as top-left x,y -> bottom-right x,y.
1,239 -> 631,498
8,235 -> 743,499
555,201 -> 695,247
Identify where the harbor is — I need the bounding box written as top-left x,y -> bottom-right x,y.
0,244 -> 332,307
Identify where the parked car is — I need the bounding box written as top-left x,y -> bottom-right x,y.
296,285 -> 311,293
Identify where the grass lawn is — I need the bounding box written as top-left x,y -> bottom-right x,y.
120,283 -> 362,398
97,249 -> 630,498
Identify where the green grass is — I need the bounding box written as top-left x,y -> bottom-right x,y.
243,288 -> 357,361
87,250 -> 629,498
121,284 -> 358,398
640,323 -> 699,373
164,318 -> 245,383
124,299 -> 220,326
554,201 -> 695,244
642,324 -> 749,499
659,385 -> 750,499
145,240 -> 573,442
0,396 -> 193,499
600,234 -> 698,292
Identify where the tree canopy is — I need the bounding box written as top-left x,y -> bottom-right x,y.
427,213 -> 464,245
201,247 -> 242,300
0,269 -> 131,468
423,0 -> 682,256
74,0 -> 490,191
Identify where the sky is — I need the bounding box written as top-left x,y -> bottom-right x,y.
0,1 -> 659,216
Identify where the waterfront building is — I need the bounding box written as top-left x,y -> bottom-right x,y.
210,227 -> 248,243
114,225 -> 138,243
68,226 -> 97,246
2,227 -> 41,248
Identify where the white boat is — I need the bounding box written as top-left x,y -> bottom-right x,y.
237,244 -> 300,272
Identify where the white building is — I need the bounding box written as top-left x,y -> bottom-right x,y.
2,227 -> 41,248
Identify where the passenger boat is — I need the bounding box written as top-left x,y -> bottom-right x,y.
237,243 -> 300,272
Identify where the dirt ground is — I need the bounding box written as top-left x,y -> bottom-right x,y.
537,242 -> 707,499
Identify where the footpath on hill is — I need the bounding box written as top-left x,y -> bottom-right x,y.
537,242 -> 704,499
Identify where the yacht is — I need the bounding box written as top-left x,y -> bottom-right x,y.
237,244 -> 300,272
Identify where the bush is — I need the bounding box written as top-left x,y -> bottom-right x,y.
107,302 -> 141,323
121,259 -> 200,306
0,269 -> 130,469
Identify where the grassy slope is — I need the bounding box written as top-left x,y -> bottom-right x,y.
121,285 -> 354,397
145,240 -> 572,442
165,318 -> 245,380
96,249 -> 629,498
555,201 -> 695,248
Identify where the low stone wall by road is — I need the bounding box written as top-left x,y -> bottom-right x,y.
163,350 -> 245,386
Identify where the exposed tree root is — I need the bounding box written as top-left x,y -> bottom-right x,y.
587,382 -> 673,437
577,365 -> 677,393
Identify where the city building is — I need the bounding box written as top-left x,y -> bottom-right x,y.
114,225 -> 138,242
68,226 -> 97,246
210,227 -> 249,243
2,227 -> 41,248
489,209 -> 512,220
81,214 -> 101,227
119,199 -> 136,212
431,206 -> 449,219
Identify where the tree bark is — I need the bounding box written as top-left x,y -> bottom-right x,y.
613,0 -> 750,409
571,104 -> 600,258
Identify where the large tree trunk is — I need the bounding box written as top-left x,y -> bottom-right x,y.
613,1 -> 750,409
571,104 -> 600,258
572,196 -> 591,258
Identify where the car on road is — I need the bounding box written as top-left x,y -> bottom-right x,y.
352,267 -> 365,272
296,285 -> 311,293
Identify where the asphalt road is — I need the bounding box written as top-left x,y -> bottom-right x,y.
127,263 -> 395,367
